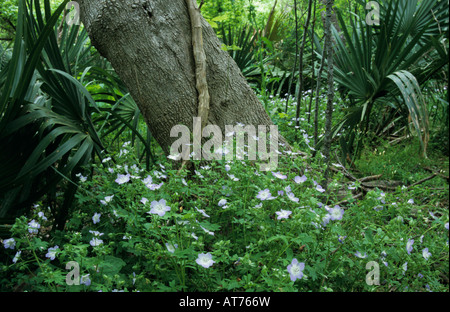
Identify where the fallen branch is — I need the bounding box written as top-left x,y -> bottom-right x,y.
358,174 -> 382,183
407,173 -> 438,189
389,134 -> 411,145
335,192 -> 364,206
423,166 -> 449,182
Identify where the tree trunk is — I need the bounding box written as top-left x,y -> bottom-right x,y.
294,0 -> 313,129
77,0 -> 280,155
322,0 -> 335,187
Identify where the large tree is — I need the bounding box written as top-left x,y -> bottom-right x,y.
77,0 -> 286,156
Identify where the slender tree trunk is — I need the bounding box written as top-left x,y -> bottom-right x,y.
285,0 -> 299,113
322,0 -> 335,187
294,0 -> 313,129
77,0 -> 283,155
307,0 -> 317,124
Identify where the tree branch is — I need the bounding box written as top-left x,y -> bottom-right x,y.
179,0 -> 211,173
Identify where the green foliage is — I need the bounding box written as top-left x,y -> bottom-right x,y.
1,127 -> 448,292
0,0 -> 156,227
0,0 -> 449,293
318,0 -> 449,162
0,0 -> 104,226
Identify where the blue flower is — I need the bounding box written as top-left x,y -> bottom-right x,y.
115,173 -> 131,185
45,246 -> 59,261
315,184 -> 325,193
272,172 -> 287,180
3,238 -> 15,250
275,209 -> 292,220
80,274 -> 91,286
287,258 -> 305,282
294,175 -> 307,184
195,207 -> 210,218
406,238 -> 414,255
326,205 -> 344,221
28,220 -> 40,234
90,237 -> 103,247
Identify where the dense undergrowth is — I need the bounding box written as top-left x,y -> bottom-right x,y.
1,95 -> 448,292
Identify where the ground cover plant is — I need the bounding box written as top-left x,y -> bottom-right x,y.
1,94 -> 448,292
0,0 -> 448,293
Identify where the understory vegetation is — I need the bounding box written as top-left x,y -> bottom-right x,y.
0,0 -> 448,292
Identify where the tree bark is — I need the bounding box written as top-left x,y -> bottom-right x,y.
77,0 -> 280,155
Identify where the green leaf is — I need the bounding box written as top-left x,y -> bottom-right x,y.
98,255 -> 126,275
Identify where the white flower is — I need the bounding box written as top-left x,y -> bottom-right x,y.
3,238 -> 15,250
200,225 -> 214,236
142,175 -> 153,185
100,195 -> 114,205
37,211 -> 48,221
227,174 -> 239,181
168,153 -> 181,160
196,253 -> 215,268
256,189 -> 276,201
275,210 -> 292,220
195,207 -> 210,218
253,202 -> 263,209
326,205 -> 344,221
146,182 -> 164,190
141,197 -> 149,205
115,173 -> 130,185
195,170 -> 204,179
28,220 -> 40,234
92,213 -> 101,224
89,230 -> 104,237
287,258 -> 305,281
422,248 -> 431,260
218,199 -> 228,208
272,172 -> 287,180
165,243 -> 178,254
286,191 -> 299,203
12,251 -> 21,263
80,274 -> 91,286
294,175 -> 307,184
76,173 -> 87,182
45,246 -> 59,260
148,199 -> 171,217
90,237 -> 103,247
315,184 -> 326,193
